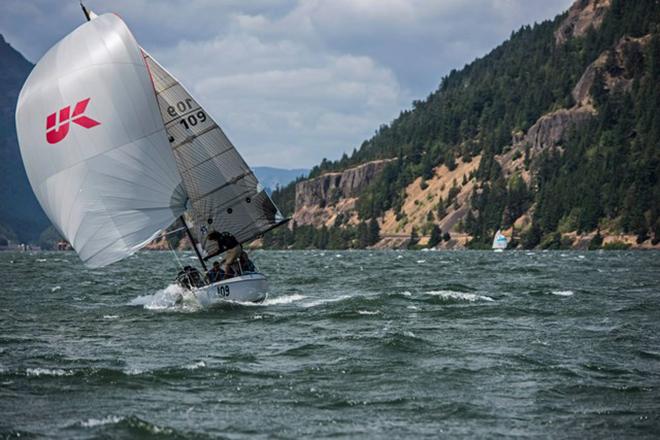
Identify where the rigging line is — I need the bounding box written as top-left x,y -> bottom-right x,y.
181,215 -> 208,272
155,226 -> 186,238
167,233 -> 185,272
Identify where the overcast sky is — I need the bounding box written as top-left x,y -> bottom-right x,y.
2,0 -> 573,168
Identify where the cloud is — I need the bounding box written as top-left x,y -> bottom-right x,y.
1,0 -> 574,167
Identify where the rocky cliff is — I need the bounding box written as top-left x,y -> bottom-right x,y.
295,159 -> 393,209
554,0 -> 611,45
499,31 -> 652,185
292,159 -> 393,227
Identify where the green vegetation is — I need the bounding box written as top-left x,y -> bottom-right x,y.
262,218 -> 381,250
602,241 -> 631,250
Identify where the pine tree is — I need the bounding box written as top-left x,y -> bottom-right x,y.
429,225 -> 442,247
368,219 -> 380,246
408,228 -> 419,249
357,221 -> 369,248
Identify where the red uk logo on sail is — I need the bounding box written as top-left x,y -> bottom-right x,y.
46,98 -> 100,144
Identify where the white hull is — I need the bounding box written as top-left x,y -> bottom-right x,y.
191,273 -> 268,306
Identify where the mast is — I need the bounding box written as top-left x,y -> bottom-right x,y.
180,215 -> 208,272
80,1 -> 91,21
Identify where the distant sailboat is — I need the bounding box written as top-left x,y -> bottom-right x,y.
492,230 -> 508,252
15,6 -> 287,304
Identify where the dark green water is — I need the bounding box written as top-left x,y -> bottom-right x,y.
1,250 -> 659,438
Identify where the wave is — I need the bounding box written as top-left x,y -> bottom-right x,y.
302,294 -> 351,308
79,415 -> 124,428
550,290 -> 574,296
424,290 -> 494,302
183,361 -> 206,370
26,367 -> 75,377
261,293 -> 306,306
73,415 -> 187,437
377,330 -> 433,353
4,361 -> 213,381
128,284 -> 200,311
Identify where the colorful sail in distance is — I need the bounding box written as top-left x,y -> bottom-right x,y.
492,230 -> 508,250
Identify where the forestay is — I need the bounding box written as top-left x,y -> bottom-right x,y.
141,51 -> 286,257
16,14 -> 186,268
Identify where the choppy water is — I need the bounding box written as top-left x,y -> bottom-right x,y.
1,250 -> 659,438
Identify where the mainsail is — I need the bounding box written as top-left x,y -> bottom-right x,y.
141,51 -> 286,258
16,14 -> 186,268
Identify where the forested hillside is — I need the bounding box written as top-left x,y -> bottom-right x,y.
266,0 -> 660,250
0,35 -> 50,244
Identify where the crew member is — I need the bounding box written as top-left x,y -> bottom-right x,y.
207,231 -> 242,276
207,261 -> 223,283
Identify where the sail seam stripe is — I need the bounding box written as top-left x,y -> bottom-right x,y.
171,125 -> 218,150
189,172 -> 253,202
175,146 -> 235,172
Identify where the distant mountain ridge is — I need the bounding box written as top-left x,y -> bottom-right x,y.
0,34 -> 50,243
253,166 -> 308,194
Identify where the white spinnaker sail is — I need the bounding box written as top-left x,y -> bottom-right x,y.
141,51 -> 286,257
16,14 -> 186,267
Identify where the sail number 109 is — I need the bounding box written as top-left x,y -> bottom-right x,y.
167,99 -> 207,130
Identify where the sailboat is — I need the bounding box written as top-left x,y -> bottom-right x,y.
15,6 -> 287,305
492,230 -> 508,252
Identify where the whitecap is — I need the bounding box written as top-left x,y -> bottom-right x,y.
79,415 -> 123,428
396,255 -> 404,259
401,291 -> 412,296
303,294 -> 351,308
36,258 -> 47,262
184,361 -> 206,370
357,310 -> 380,315
425,290 -> 494,302
103,315 -> 119,320
261,293 -> 306,305
403,331 -> 416,337
335,254 -> 342,258
550,290 -> 574,296
26,367 -> 74,377
407,305 -> 419,310
50,286 -> 61,292
416,260 -> 426,264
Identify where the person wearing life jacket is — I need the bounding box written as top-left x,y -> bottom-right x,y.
206,261 -> 224,283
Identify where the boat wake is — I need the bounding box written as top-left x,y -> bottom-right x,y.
128,284 -> 200,311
